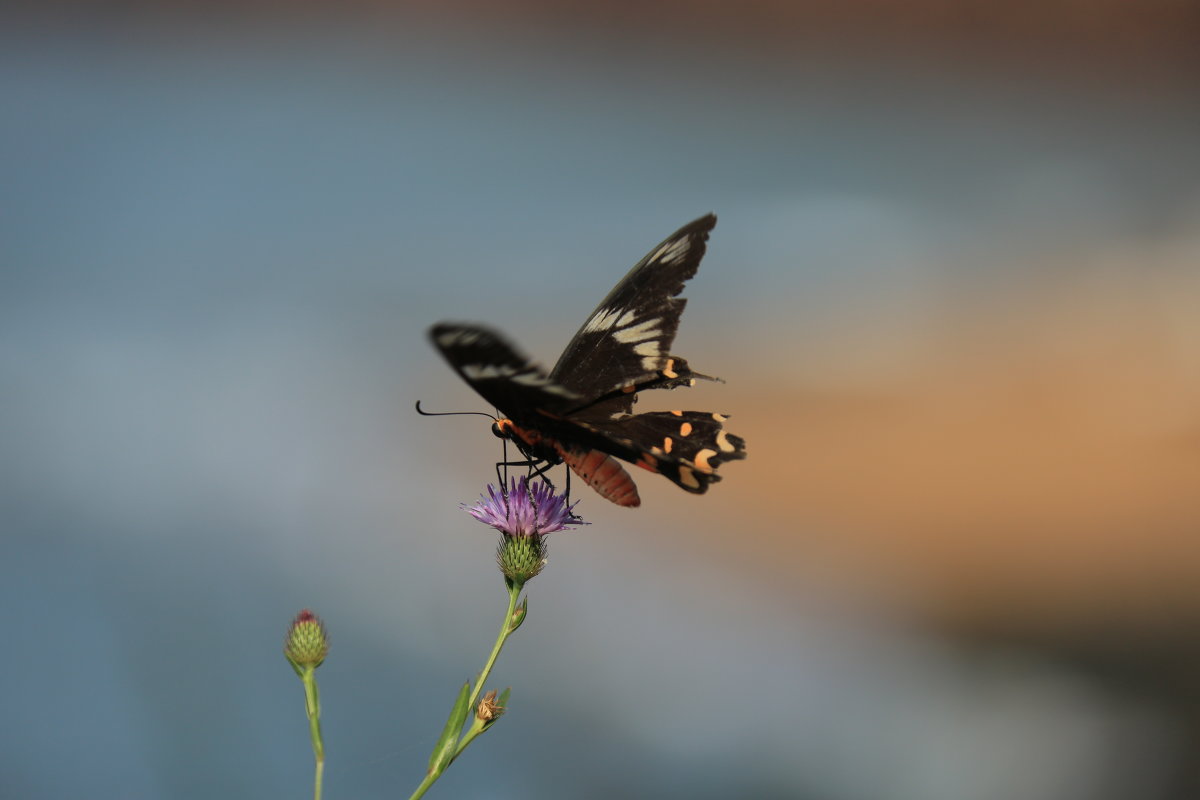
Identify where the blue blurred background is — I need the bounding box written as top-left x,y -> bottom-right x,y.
4,3 -> 1199,798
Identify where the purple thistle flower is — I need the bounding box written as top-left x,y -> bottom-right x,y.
465,477 -> 586,537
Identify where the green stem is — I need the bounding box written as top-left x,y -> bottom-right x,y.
408,771 -> 438,800
408,581 -> 524,800
467,581 -> 522,712
302,667 -> 325,800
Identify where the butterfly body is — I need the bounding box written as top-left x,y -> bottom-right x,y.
493,418 -> 643,506
430,214 -> 746,506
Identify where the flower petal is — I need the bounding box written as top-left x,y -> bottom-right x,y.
464,476 -> 587,536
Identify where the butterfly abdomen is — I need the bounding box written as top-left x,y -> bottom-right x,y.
557,446 -> 641,507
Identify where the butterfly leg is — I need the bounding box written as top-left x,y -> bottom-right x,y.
494,458 -> 555,497
507,460 -> 581,520
524,460 -> 558,517
561,468 -> 585,522
495,458 -> 570,519
527,459 -> 557,488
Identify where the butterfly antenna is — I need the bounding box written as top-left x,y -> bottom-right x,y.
413,400 -> 498,420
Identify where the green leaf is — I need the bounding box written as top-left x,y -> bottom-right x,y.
508,596 -> 528,633
427,681 -> 471,773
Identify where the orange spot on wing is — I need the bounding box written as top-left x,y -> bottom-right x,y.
636,453 -> 659,473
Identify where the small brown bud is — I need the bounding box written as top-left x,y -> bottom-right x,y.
476,689 -> 505,722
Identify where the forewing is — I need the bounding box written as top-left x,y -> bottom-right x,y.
549,214 -> 717,400
429,323 -> 581,417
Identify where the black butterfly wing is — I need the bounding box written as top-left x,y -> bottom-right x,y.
429,323 -> 581,417
548,214 -> 718,413
572,410 -> 747,494
543,214 -> 745,496
428,215 -> 745,504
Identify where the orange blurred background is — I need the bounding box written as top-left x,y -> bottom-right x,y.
5,2 -> 1199,798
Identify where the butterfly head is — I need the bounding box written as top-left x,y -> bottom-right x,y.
491,417 -> 547,449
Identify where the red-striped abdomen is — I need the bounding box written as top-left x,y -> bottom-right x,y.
558,447 -> 641,507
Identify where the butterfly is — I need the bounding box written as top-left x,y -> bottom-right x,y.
428,214 -> 746,507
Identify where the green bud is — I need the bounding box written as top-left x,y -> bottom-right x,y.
496,533 -> 547,587
284,609 -> 329,670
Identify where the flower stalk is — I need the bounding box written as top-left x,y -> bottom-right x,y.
285,610 -> 329,800
409,477 -> 583,799
300,668 -> 324,800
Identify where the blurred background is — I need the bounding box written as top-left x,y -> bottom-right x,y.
4,2 -> 1199,798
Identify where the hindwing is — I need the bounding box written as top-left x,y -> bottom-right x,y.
572,411 -> 747,494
